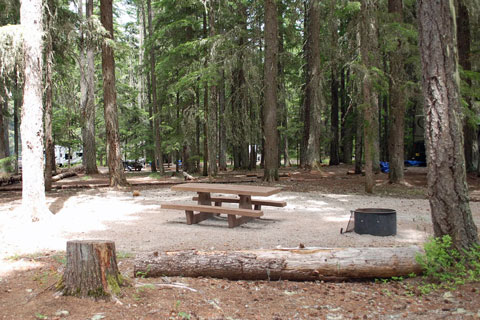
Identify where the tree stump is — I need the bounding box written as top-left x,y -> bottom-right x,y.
60,240 -> 122,298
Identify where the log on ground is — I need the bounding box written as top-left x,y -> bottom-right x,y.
134,246 -> 423,281
52,171 -> 77,182
0,174 -> 21,186
60,240 -> 123,298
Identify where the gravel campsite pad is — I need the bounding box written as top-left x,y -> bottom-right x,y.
1,165 -> 479,319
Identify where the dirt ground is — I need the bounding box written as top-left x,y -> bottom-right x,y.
1,164 -> 480,319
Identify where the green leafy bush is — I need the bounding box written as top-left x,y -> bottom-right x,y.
415,235 -> 480,292
0,156 -> 14,173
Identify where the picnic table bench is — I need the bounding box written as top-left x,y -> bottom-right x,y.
161,183 -> 285,228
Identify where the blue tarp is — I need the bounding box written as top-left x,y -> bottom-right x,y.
404,160 -> 426,167
380,161 -> 389,173
380,160 -> 426,173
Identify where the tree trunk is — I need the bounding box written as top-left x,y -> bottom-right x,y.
360,0 -> 379,193
277,10 -> 289,167
418,0 -> 479,251
20,0 -> 52,221
2,99 -> 8,158
304,0 -> 323,170
231,4 -> 248,171
13,68 -> 20,174
330,69 -> 340,165
341,69 -> 354,164
83,0 -> 99,174
147,0 -> 163,174
0,90 -> 7,159
355,106 -> 363,174
218,70 -> 227,171
134,246 -> 423,281
44,0 -> 54,191
299,2 -> 309,169
61,240 -> 122,298
456,0 -> 476,172
141,2 -> 156,173
263,0 -> 279,181
100,0 -> 128,187
195,86 -> 201,173
388,0 -> 405,184
202,11 -> 208,177
207,1 -> 217,177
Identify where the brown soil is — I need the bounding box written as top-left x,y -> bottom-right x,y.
1,164 -> 479,319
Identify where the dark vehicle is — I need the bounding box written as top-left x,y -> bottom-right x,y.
123,160 -> 143,171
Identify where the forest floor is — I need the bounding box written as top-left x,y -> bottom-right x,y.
0,164 -> 480,319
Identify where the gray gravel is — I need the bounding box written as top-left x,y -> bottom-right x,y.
1,186 -> 478,259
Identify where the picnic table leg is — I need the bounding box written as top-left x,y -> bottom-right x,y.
228,215 -> 254,228
238,195 -> 252,209
185,210 -> 194,224
240,195 -> 262,219
227,195 -> 255,228
197,192 -> 212,205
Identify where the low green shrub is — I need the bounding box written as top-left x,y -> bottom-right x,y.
0,156 -> 14,173
415,235 -> 480,292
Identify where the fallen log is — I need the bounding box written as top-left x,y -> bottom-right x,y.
0,174 -> 22,186
52,171 -> 77,182
134,246 -> 423,281
182,171 -> 196,181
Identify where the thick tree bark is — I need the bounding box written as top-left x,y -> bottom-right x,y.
360,0 -> 380,193
141,3 -> 156,173
249,101 -> 257,170
61,240 -> 122,298
355,106 -> 363,174
0,91 -> 7,159
134,247 -> 423,281
418,0 -> 479,251
230,3 -> 249,171
388,0 -> 406,184
218,70 -> 227,171
20,0 -> 52,221
263,0 -> 279,181
13,69 -> 20,174
1,99 -> 8,158
203,85 -> 208,176
341,70 -> 354,164
330,69 -> 340,165
83,0 -> 98,174
456,0 -> 476,172
147,0 -> 163,174
277,7 -> 289,167
207,1 -> 217,177
299,2 -> 309,169
44,0 -> 54,191
100,0 -> 128,187
304,0 -> 323,170
201,11 -> 209,177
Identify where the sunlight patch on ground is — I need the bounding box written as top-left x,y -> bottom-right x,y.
395,228 -> 430,243
322,215 -> 351,223
0,190 -> 162,258
0,258 -> 44,277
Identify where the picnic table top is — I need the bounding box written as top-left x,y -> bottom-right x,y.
171,183 -> 282,197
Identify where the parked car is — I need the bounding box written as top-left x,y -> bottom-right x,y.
123,160 -> 143,171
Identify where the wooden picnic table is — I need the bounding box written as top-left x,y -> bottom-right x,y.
162,183 -> 285,228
